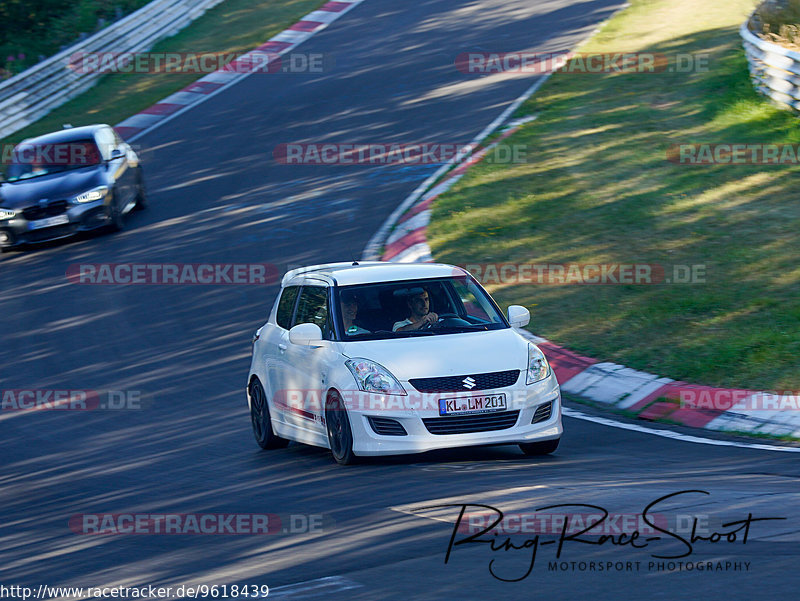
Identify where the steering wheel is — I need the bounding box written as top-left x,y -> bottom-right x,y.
436,313 -> 459,320
419,313 -> 462,330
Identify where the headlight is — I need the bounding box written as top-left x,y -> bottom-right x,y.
346,358 -> 407,395
0,208 -> 16,220
526,343 -> 551,384
75,186 -> 108,203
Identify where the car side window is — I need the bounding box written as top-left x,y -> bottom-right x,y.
293,286 -> 331,338
275,286 -> 300,329
95,127 -> 116,161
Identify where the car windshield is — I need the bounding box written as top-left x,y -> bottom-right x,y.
334,276 -> 508,340
4,139 -> 102,182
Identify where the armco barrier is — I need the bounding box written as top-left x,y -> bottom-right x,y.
0,0 -> 226,140
741,6 -> 800,111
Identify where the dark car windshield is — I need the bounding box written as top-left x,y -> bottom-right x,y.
334,276 -> 508,340
4,139 -> 102,182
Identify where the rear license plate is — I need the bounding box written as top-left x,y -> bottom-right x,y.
29,214 -> 69,229
439,393 -> 507,416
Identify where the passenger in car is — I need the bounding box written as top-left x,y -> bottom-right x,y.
341,290 -> 371,335
393,288 -> 439,331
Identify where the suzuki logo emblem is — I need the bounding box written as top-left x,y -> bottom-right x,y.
462,377 -> 476,389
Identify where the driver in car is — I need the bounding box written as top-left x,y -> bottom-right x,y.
341,290 -> 371,335
393,288 -> 439,331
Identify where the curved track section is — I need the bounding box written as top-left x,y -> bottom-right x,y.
2,1 -> 797,598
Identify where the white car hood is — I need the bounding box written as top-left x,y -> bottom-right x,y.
339,328 -> 530,380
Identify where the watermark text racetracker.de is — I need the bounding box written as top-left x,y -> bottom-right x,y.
69,512 -> 329,535
0,584 -> 271,599
1,390 -> 147,411
667,143 -> 800,165
273,143 -> 527,165
68,51 -> 329,74
66,263 -> 279,285
458,263 -> 707,285
2,142 -> 102,165
455,52 -> 709,74
680,389 -> 800,412
270,388 -> 554,417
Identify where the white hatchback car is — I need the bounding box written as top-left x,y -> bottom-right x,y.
246,262 -> 562,464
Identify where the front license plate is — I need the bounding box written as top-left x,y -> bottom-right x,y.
439,393 -> 507,416
29,214 -> 69,229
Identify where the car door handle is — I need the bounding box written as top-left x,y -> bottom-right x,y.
278,344 -> 287,353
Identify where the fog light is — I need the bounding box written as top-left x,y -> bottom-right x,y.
0,232 -> 10,244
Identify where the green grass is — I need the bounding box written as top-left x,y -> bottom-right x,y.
2,0 -> 327,146
428,0 -> 800,390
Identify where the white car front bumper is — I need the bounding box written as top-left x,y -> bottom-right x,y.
346,376 -> 562,456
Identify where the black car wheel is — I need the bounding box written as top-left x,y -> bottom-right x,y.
107,193 -> 125,232
134,169 -> 148,211
326,392 -> 356,465
519,438 -> 560,456
249,379 -> 289,450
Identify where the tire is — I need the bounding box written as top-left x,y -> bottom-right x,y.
249,379 -> 289,450
134,170 -> 148,211
519,438 -> 560,456
107,194 -> 125,232
325,392 -> 357,465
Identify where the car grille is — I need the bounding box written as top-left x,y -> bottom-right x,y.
24,224 -> 75,243
409,370 -> 520,393
422,410 -> 520,435
532,401 -> 553,424
367,416 -> 407,436
22,200 -> 69,221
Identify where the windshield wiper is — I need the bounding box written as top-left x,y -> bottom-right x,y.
8,171 -> 49,182
435,324 -> 490,332
394,329 -> 437,337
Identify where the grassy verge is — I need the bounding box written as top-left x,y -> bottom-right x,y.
2,0 -> 326,146
428,0 -> 800,390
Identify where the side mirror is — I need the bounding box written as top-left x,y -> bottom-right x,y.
289,323 -> 323,346
507,305 -> 530,328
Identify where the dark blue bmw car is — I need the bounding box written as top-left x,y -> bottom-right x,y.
0,124 -> 146,250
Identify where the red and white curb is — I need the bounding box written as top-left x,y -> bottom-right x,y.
381,117 -> 534,262
371,122 -> 800,442
114,0 -> 366,142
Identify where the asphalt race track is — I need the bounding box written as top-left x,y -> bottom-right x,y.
1,1 -> 798,599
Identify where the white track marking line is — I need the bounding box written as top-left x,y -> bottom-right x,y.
267,576 -> 362,599
562,407 -> 800,453
362,74 -> 552,260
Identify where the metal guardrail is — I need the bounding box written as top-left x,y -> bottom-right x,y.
0,0 -> 227,140
741,9 -> 800,112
